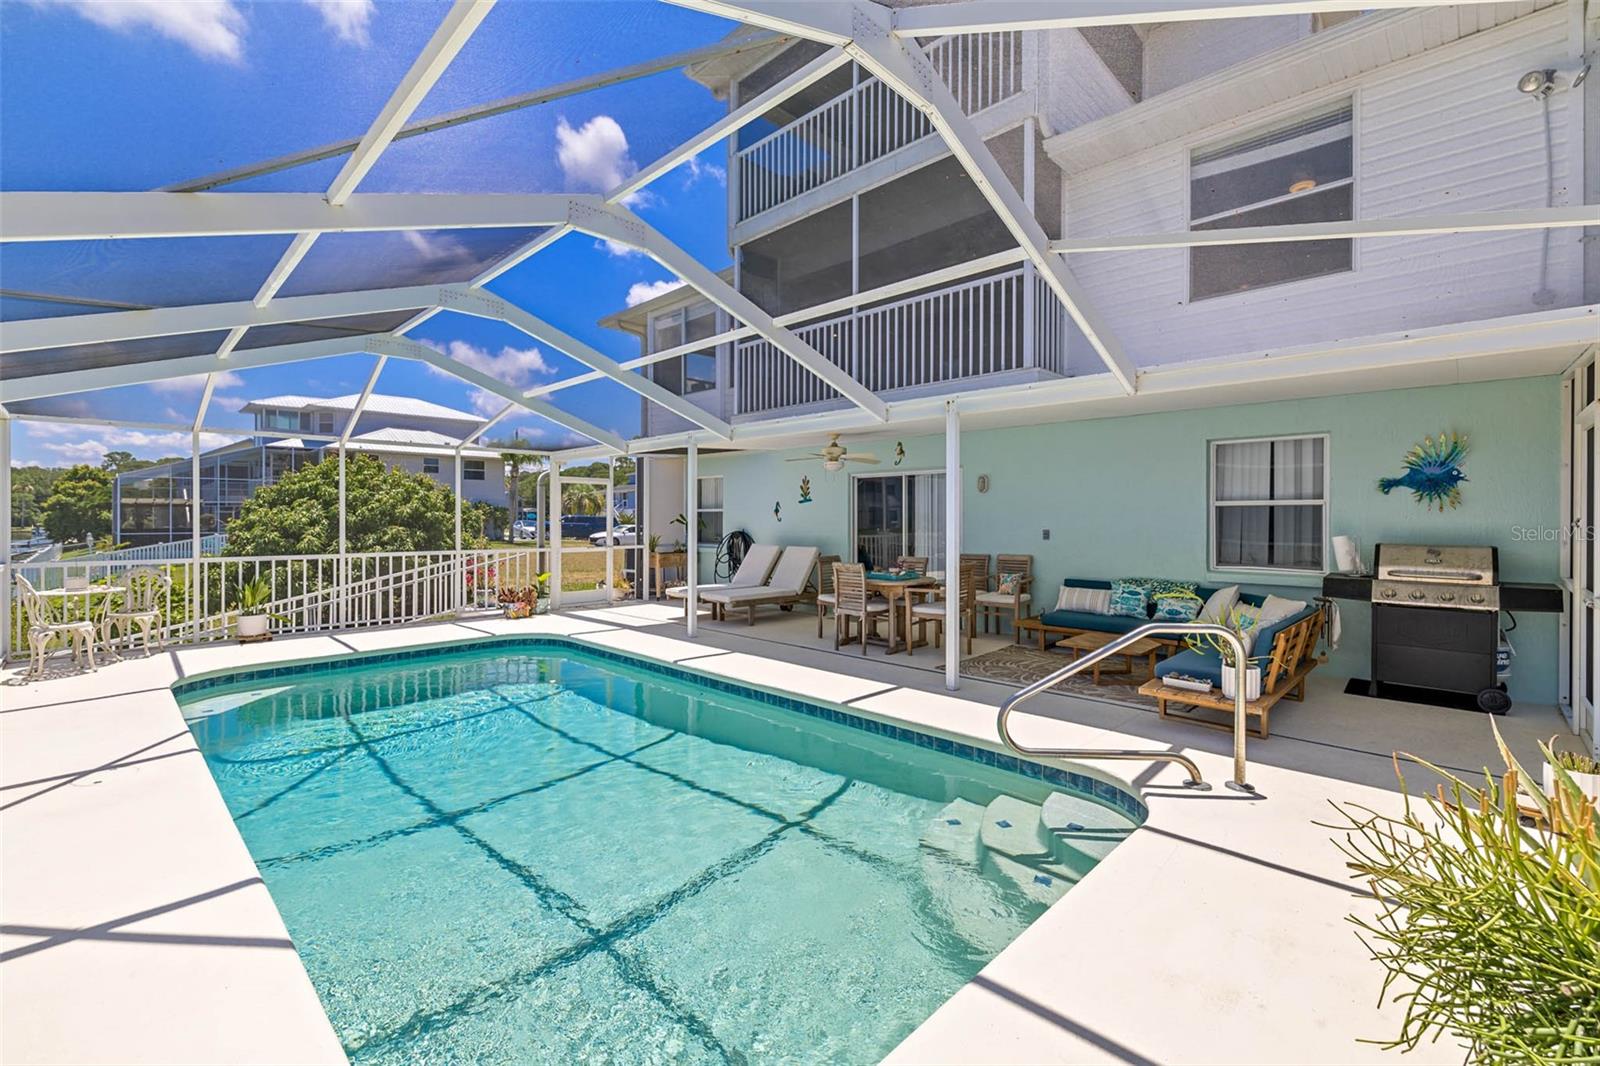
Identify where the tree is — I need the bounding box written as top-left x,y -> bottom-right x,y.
224,453 -> 486,555
98,450 -> 172,475
40,465 -> 112,543
10,466 -> 66,529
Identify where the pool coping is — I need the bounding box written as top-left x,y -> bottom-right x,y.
3,611 -> 1527,1064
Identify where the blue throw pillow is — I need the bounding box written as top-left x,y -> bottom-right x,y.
1153,594 -> 1202,623
1108,580 -> 1149,618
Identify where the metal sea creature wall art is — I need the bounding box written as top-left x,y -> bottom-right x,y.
894,441 -> 905,466
1379,431 -> 1469,511
773,501 -> 782,522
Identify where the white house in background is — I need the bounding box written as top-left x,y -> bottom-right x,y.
113,393 -> 510,546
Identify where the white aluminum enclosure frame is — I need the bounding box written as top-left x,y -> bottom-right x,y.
2,0 -> 1594,459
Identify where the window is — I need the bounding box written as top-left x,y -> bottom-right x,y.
1189,101 -> 1353,301
464,459 -> 485,481
319,413 -> 336,435
422,456 -> 440,475
697,476 -> 724,545
649,302 -> 720,396
853,472 -> 946,573
1210,435 -> 1327,573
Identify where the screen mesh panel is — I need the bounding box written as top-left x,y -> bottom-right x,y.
232,310 -> 424,351
273,228 -> 547,298
1,331 -> 232,379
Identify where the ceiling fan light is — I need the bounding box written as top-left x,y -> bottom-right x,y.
824,459 -> 843,473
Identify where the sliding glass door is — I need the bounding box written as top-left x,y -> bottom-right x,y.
853,472 -> 945,573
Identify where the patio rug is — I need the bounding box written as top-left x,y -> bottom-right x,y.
959,645 -> 1161,712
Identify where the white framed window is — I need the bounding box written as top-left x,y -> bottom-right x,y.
649,302 -> 720,396
1209,434 -> 1328,573
463,459 -> 485,481
697,475 -> 725,544
1189,100 -> 1353,301
421,456 -> 440,475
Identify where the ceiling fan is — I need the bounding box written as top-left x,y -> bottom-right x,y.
786,434 -> 880,472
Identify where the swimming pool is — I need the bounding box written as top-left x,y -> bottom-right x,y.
179,639 -> 1143,1064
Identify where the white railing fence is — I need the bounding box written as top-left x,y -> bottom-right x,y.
736,31 -> 1025,221
78,534 -> 228,563
734,266 -> 1051,416
1,548 -> 622,663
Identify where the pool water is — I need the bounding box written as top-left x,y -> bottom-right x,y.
181,644 -> 1140,1064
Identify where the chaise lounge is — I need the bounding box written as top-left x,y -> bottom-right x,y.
666,542 -> 780,617
699,546 -> 821,625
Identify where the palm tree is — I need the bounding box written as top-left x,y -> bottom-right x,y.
496,438 -> 529,541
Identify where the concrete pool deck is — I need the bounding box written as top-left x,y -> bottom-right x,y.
1,604 -> 1566,1064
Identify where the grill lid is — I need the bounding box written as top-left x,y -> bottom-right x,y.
1374,544 -> 1497,586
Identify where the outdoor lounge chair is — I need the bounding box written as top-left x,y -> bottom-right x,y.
699,546 -> 820,625
666,542 -> 780,618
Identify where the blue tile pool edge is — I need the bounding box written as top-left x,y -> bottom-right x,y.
172,634 -> 1149,825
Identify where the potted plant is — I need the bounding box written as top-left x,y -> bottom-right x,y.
533,572 -> 551,613
1186,607 -> 1261,701
234,576 -> 284,640
1544,743 -> 1600,807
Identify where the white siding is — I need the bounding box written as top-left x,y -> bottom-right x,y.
381,452 -> 508,506
1062,7 -> 1584,368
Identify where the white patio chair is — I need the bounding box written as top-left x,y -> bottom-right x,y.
14,573 -> 98,678
102,566 -> 170,656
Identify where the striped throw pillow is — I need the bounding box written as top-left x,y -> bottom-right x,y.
1055,585 -> 1112,615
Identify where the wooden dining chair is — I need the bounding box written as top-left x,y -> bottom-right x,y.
978,554 -> 1033,634
814,554 -> 842,638
906,560 -> 982,657
895,555 -> 929,575
832,563 -> 888,655
959,553 -> 991,593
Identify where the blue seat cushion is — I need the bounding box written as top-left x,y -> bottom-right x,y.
1039,609 -> 1148,634
1153,604 -> 1320,688
1154,649 -> 1226,687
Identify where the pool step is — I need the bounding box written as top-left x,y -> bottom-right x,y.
1041,791 -> 1135,873
983,852 -> 1076,906
921,798 -> 985,864
979,795 -> 1054,861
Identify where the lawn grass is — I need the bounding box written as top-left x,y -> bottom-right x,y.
484,539 -> 645,593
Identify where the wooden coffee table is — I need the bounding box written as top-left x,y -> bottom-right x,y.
1054,631 -> 1164,685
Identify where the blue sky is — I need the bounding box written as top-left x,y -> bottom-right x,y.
1,0 -> 739,466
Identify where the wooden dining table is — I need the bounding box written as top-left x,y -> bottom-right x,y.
865,572 -> 939,654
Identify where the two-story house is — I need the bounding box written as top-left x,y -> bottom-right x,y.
602,1 -> 1596,731
113,393 -> 510,546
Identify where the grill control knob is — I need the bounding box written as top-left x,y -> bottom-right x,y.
1408,590 -> 1426,601
1438,592 -> 1456,603
1469,593 -> 1486,605
1381,587 -> 1397,599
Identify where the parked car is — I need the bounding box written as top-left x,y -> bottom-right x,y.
559,515 -> 608,541
589,524 -> 638,546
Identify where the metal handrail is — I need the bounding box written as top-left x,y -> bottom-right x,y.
996,622 -> 1256,793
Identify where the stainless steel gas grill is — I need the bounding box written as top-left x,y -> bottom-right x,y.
1370,544 -> 1508,712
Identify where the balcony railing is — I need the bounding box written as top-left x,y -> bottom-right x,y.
735,32 -> 1025,223
732,266 -> 1069,417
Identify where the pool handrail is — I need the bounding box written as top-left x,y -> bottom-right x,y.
995,621 -> 1254,792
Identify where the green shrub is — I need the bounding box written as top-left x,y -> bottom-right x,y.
1326,725 -> 1598,1063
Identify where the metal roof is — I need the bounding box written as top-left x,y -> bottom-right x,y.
242,393 -> 481,423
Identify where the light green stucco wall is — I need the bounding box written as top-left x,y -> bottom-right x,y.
701,377 -> 1564,704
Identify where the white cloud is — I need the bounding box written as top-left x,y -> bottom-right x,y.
34,0 -> 246,61
27,423 -> 234,464
683,155 -> 726,187
625,280 -> 683,308
302,0 -> 373,45
595,238 -> 642,259
555,115 -> 653,206
146,371 -> 245,395
422,340 -> 556,417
